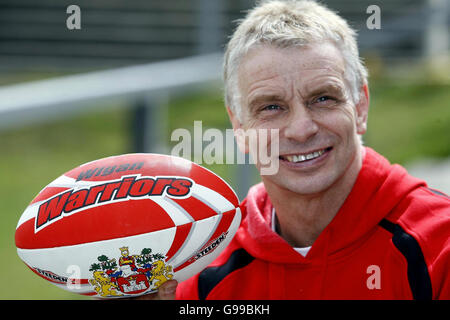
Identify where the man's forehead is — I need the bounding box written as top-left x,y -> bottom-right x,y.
240,43 -> 346,81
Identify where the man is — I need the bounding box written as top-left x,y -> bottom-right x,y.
150,0 -> 450,299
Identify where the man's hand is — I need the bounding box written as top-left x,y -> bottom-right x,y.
133,280 -> 178,300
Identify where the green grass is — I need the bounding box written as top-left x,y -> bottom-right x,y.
0,79 -> 449,299
366,81 -> 450,164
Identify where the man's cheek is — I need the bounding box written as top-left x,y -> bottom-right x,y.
249,129 -> 280,176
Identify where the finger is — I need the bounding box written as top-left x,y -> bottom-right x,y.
156,280 -> 178,300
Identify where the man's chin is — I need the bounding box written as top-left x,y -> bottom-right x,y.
261,171 -> 337,197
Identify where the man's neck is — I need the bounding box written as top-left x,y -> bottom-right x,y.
264,148 -> 365,248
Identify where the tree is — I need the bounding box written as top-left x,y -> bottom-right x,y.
89,263 -> 101,272
137,248 -> 153,265
152,253 -> 165,261
97,255 -> 116,271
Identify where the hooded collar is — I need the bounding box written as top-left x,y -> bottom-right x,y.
236,147 -> 426,264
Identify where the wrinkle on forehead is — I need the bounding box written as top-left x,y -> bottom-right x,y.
240,43 -> 345,78
239,43 -> 347,107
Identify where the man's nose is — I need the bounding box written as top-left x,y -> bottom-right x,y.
283,102 -> 319,143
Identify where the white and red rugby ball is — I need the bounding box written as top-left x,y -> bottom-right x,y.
15,153 -> 241,298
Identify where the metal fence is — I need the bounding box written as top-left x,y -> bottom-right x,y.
0,0 -> 448,74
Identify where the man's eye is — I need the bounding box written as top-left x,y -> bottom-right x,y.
316,96 -> 332,103
262,104 -> 281,111
312,96 -> 337,106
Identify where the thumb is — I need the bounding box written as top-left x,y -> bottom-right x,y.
156,280 -> 178,300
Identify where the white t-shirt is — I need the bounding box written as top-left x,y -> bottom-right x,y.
271,208 -> 311,257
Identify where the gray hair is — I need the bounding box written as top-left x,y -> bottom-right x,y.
223,0 -> 368,121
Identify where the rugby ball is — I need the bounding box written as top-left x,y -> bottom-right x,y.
15,153 -> 241,298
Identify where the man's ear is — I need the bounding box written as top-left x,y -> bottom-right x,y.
226,106 -> 249,154
355,84 -> 369,135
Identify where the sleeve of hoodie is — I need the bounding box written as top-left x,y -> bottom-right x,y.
431,238 -> 450,299
400,188 -> 450,300
174,238 -> 246,300
426,193 -> 450,300
175,274 -> 200,300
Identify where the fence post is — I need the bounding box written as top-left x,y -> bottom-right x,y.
131,93 -> 169,154
197,0 -> 223,54
235,154 -> 257,202
424,0 -> 449,60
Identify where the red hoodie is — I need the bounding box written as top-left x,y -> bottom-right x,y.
176,147 -> 450,299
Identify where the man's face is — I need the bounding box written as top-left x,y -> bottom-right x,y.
229,42 -> 369,195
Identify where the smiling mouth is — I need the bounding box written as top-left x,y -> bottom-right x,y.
280,147 -> 333,163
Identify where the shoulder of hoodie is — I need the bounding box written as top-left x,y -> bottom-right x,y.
175,226 -> 246,300
386,185 -> 450,267
175,240 -> 245,300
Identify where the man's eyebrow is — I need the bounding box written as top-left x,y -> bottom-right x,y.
247,93 -> 285,107
305,82 -> 346,97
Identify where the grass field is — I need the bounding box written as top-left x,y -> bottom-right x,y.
1,78 -> 449,299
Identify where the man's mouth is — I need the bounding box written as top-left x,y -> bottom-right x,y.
280,147 -> 333,163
